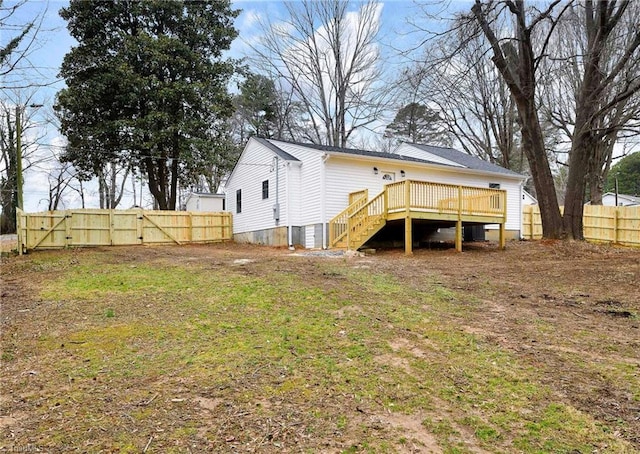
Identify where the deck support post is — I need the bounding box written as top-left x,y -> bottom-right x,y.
405,217 -> 413,256
499,222 -> 506,249
455,219 -> 462,252
405,180 -> 413,255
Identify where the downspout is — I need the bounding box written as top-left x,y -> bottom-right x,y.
321,153 -> 330,249
519,180 -> 524,239
286,162 -> 293,249
274,156 -> 280,226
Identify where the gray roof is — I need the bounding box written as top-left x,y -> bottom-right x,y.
405,143 -> 522,177
269,139 -> 449,166
262,138 -> 523,178
254,137 -> 300,161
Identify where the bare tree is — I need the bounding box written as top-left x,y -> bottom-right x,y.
406,27 -> 527,173
96,162 -> 129,209
471,0 -> 567,239
250,0 -> 390,147
0,93 -> 46,231
540,1 -> 640,224
46,160 -> 85,211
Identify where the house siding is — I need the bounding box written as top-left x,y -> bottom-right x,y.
324,155 -> 523,232
226,139 -> 525,248
185,194 -> 224,212
271,141 -> 324,227
225,141 -> 289,235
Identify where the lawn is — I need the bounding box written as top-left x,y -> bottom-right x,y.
1,241 -> 638,452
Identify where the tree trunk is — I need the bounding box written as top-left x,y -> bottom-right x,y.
519,104 -> 564,238
472,0 -> 564,239
562,137 -> 589,239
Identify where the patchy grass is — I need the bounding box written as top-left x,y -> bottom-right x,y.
1,244 -> 638,452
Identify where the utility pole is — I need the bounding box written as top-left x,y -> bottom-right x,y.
15,106 -> 23,210
15,103 -> 43,211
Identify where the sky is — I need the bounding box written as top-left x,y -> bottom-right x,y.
5,0 -> 459,212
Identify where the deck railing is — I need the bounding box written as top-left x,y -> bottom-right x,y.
329,190 -> 370,246
346,191 -> 386,249
387,180 -> 505,216
329,180 -> 506,249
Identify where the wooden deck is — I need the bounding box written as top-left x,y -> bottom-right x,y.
329,180 -> 507,254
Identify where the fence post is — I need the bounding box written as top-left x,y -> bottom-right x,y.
65,210 -> 71,248
109,210 -> 114,246
613,208 -> 618,244
137,209 -> 144,245
530,206 -> 535,240
16,208 -> 24,255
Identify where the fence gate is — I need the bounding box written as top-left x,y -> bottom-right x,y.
17,208 -> 232,253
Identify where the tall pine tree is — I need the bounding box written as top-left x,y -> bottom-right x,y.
55,0 -> 239,209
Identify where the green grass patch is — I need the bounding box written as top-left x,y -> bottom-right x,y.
4,250 -> 634,452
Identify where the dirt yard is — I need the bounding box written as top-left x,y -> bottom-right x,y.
1,240 -> 639,452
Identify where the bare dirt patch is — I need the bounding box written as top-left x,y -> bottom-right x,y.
1,240 -> 639,451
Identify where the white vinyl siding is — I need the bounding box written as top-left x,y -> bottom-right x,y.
324,155 -> 523,231
226,138 -> 525,244
269,141 -> 324,227
225,141 -> 289,234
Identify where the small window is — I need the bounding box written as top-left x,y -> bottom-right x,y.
489,183 -> 501,189
262,180 -> 269,199
236,189 -> 242,213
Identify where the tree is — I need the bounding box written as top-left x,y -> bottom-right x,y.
56,0 -> 239,210
403,29 -> 527,173
605,152 -> 640,196
197,129 -> 239,194
471,1 -> 640,239
0,95 -> 44,232
471,0 -> 565,238
232,73 -> 278,143
559,1 -> 640,234
251,0 -> 389,147
384,102 -> 451,147
0,0 -> 45,231
1,0 -> 43,87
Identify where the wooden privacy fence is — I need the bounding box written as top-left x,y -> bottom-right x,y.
522,205 -> 640,246
16,208 -> 232,253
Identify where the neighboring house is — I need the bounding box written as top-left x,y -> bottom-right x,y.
185,192 -> 225,212
522,189 -> 537,205
224,138 -> 527,251
596,192 -> 640,207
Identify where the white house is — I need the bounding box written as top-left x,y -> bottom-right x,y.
224,138 -> 526,250
598,192 -> 640,207
185,192 -> 225,212
522,189 -> 537,205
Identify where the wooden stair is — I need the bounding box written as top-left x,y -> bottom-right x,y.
329,190 -> 387,250
329,180 -> 507,253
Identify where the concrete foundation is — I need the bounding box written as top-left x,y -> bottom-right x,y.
234,226 -> 304,247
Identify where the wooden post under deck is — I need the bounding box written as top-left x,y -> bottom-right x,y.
455,185 -> 462,252
405,217 -> 412,255
405,180 -> 412,255
499,222 -> 506,249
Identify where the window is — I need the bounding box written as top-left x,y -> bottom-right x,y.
236,189 -> 242,213
381,171 -> 395,181
262,180 -> 269,199
489,183 -> 501,189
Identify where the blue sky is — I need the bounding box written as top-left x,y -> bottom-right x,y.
10,0 -> 456,100
6,0 -> 460,211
